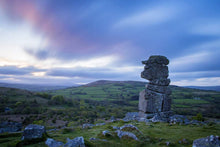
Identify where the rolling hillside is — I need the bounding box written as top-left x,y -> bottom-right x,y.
48,80 -> 220,118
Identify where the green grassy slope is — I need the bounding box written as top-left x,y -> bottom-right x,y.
1,121 -> 219,147
48,80 -> 220,118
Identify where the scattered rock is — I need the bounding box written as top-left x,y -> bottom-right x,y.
112,126 -> 120,130
123,112 -> 140,121
22,124 -> 46,140
193,135 -> 220,147
82,123 -> 94,129
150,111 -> 173,123
102,130 -> 112,136
45,138 -> 64,147
166,141 -> 170,146
64,136 -> 85,147
89,138 -> 107,142
115,130 -> 138,141
178,138 -> 188,144
169,115 -> 190,125
0,121 -> 22,133
95,123 -> 105,126
120,124 -> 139,132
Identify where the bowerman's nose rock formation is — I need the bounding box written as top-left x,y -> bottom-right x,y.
139,55 -> 171,115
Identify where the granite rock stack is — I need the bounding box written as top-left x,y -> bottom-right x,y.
139,56 -> 171,114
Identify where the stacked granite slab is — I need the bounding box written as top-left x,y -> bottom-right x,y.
139,56 -> 171,114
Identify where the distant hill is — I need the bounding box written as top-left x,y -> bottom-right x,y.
48,80 -> 220,118
0,83 -> 69,91
185,86 -> 220,91
84,80 -> 147,87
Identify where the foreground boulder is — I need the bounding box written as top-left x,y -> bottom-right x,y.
22,124 -> 46,140
0,121 -> 22,133
193,135 -> 220,147
64,136 -> 85,147
115,130 -> 138,141
45,138 -> 64,147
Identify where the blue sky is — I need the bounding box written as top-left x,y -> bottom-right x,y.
0,0 -> 220,86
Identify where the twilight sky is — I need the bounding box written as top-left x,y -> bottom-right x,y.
0,0 -> 220,86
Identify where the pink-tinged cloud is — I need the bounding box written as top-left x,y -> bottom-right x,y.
0,0 -> 100,58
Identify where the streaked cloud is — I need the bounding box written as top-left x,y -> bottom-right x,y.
191,20 -> 220,36
113,4 -> 182,28
0,0 -> 219,86
172,77 -> 220,86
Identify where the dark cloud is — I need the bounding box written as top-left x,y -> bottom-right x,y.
0,66 -> 43,75
46,67 -> 130,79
25,49 -> 50,60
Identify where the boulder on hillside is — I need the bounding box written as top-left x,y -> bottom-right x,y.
64,136 -> 85,147
193,135 -> 220,147
115,130 -> 138,141
45,138 -> 64,147
22,124 -> 46,140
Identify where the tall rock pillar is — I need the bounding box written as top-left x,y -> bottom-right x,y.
139,56 -> 172,115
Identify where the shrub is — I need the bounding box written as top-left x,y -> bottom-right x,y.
193,113 -> 204,121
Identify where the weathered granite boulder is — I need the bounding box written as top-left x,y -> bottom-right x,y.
45,138 -> 64,147
193,135 -> 220,147
139,55 -> 172,114
115,130 -> 138,141
64,137 -> 85,147
22,124 -> 46,140
0,121 -> 22,133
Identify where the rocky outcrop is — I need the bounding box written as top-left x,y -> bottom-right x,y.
115,130 -> 138,141
169,115 -> 190,125
139,55 -> 172,114
0,121 -> 22,133
45,137 -> 85,147
45,138 -> 64,147
193,135 -> 220,147
64,137 -> 85,147
123,112 -> 140,121
22,124 -> 46,140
